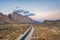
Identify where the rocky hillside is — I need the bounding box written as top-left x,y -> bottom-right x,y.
8,12 -> 35,24
0,12 -> 36,24
0,12 -> 14,24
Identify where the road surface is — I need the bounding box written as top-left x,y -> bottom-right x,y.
15,25 -> 34,40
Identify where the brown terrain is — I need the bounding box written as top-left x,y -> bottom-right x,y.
0,24 -> 29,40
0,12 -> 36,40
32,20 -> 60,40
0,12 -> 60,40
0,12 -> 14,24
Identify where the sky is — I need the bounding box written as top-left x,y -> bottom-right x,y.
0,0 -> 60,21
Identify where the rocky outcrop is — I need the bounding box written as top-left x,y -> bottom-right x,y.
0,12 -> 14,24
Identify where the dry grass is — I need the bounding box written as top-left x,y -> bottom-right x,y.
0,24 -> 29,40
32,24 -> 60,40
0,24 -> 60,40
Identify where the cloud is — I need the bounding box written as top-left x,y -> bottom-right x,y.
14,9 -> 35,16
23,11 -> 29,14
24,13 -> 35,17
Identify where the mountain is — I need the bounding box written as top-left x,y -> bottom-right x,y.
0,12 -> 38,24
8,12 -> 35,24
0,12 -> 14,24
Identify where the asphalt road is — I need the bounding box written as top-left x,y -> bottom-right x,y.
15,26 -> 34,40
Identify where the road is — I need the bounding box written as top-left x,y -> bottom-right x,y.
15,25 -> 34,40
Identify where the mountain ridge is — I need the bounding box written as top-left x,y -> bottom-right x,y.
0,12 -> 39,24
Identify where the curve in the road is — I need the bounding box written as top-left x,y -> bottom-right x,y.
20,26 -> 32,40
